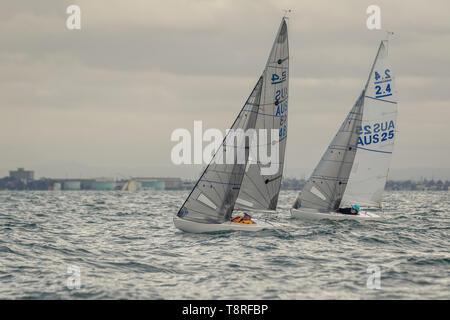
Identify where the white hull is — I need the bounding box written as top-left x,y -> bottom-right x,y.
290,208 -> 382,221
173,216 -> 276,233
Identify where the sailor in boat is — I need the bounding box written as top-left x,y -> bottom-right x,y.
336,205 -> 360,215
230,213 -> 254,224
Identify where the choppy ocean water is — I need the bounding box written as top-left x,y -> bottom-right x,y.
0,190 -> 448,299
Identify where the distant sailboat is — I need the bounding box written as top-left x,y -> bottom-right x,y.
121,179 -> 141,192
174,18 -> 289,233
291,40 -> 397,220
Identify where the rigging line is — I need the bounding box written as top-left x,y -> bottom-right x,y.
242,109 -> 283,117
199,179 -> 241,186
310,175 -> 350,182
253,97 -> 289,108
208,169 -> 246,175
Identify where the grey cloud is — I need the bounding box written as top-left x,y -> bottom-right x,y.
1,0 -> 449,178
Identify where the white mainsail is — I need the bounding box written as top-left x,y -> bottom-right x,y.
236,18 -> 289,211
341,40 -> 397,208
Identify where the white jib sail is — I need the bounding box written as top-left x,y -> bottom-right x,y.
177,78 -> 263,224
293,92 -> 364,211
236,18 -> 289,211
341,40 -> 398,209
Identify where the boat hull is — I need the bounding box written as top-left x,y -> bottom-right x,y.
173,216 -> 276,233
290,208 -> 382,221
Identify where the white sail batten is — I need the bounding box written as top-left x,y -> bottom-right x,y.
237,18 -> 289,211
341,40 -> 397,208
177,78 -> 263,224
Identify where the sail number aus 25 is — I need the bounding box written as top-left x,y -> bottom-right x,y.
356,120 -> 395,146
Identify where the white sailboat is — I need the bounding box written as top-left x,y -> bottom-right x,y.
291,40 -> 397,221
174,18 -> 289,233
121,179 -> 141,192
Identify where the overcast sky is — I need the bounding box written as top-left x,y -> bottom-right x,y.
1,0 -> 449,179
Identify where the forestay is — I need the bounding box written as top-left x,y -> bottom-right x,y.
341,40 -> 397,208
236,18 -> 289,211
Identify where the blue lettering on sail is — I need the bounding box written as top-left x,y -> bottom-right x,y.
275,88 -> 288,103
275,101 -> 288,116
374,68 -> 392,98
356,120 -> 395,146
276,101 -> 287,138
271,71 -> 287,84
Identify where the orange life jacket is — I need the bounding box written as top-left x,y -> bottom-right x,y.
230,216 -> 254,224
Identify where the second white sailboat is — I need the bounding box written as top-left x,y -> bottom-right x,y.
291,40 -> 397,221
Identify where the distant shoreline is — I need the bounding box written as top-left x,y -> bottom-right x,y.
0,176 -> 448,192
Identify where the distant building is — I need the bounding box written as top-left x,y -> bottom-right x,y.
135,177 -> 184,190
63,180 -> 81,190
9,168 -> 34,183
91,179 -> 116,190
